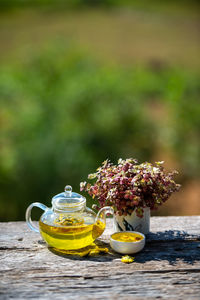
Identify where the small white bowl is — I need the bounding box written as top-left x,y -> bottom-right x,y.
110,231 -> 145,254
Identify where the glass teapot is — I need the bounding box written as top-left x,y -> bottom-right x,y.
26,185 -> 113,251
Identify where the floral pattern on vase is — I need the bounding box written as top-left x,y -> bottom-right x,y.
113,207 -> 150,234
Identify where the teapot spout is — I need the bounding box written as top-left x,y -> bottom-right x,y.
92,206 -> 114,240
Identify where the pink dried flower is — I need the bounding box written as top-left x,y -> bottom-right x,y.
80,158 -> 181,217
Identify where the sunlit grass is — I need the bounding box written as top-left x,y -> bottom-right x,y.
0,6 -> 199,68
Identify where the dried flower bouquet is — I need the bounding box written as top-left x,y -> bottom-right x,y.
80,158 -> 180,218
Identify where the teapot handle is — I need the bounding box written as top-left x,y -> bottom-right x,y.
26,202 -> 47,233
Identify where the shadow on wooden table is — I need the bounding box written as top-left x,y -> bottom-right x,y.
137,230 -> 200,266
147,230 -> 200,242
38,230 -> 200,265
47,239 -> 120,262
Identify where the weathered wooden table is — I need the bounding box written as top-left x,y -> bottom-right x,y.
0,216 -> 200,299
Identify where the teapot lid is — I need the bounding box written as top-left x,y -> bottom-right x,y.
52,185 -> 86,212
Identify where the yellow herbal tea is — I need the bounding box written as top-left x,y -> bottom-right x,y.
111,232 -> 143,243
39,219 -> 105,250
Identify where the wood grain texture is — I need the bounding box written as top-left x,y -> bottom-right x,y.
0,217 -> 200,299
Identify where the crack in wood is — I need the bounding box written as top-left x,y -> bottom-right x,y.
0,247 -> 39,251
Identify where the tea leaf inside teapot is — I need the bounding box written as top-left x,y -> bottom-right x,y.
54,215 -> 84,226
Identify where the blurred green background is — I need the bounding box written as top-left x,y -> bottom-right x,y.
0,0 -> 200,221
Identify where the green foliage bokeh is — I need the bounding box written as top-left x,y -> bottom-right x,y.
0,45 -> 157,220
0,44 -> 199,220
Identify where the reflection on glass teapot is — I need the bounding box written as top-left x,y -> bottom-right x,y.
26,185 -> 113,250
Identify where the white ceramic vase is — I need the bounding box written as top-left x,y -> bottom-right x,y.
113,207 -> 150,234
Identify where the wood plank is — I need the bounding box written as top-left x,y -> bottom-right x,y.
0,217 -> 200,299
